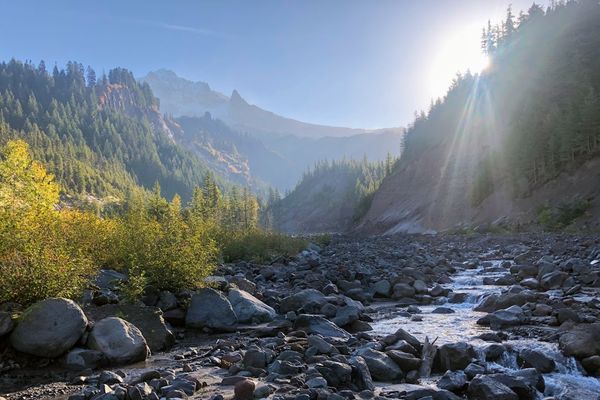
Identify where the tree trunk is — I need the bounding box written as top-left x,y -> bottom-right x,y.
419,336 -> 438,378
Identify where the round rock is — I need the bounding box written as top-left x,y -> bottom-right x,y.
10,298 -> 87,357
87,317 -> 149,365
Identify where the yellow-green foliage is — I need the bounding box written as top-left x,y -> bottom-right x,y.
0,139 -> 302,305
0,140 -> 107,305
115,188 -> 218,292
220,229 -> 308,263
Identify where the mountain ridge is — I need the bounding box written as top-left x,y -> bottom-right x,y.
141,69 -> 400,139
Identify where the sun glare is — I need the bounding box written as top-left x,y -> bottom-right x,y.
428,23 -> 490,99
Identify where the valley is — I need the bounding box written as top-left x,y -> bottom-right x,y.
0,1 -> 599,400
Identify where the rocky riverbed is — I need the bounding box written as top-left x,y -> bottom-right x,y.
1,233 -> 600,400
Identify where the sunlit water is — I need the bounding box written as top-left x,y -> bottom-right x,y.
370,260 -> 600,399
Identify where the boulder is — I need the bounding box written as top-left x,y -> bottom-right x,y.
293,314 -> 351,339
582,355 -> 600,376
186,288 -> 238,331
437,370 -> 467,392
386,350 -> 421,371
243,347 -> 268,369
354,348 -> 403,381
332,305 -> 360,327
10,298 -> 87,357
413,280 -> 428,294
518,349 -> 555,373
308,335 -> 337,354
513,368 -> 545,392
486,373 -> 537,400
540,271 -> 568,290
229,276 -> 257,294
349,356 -> 374,391
279,289 -> 327,313
228,288 -> 276,323
315,360 -> 353,387
85,304 -> 174,352
468,376 -> 518,400
373,280 -> 391,297
432,307 -> 455,314
387,328 -> 423,351
556,308 -> 580,324
474,291 -> 537,313
87,317 -> 149,365
437,342 -> 476,371
234,379 -> 255,400
94,269 -> 127,290
392,283 -> 416,299
480,305 -> 526,329
559,323 -> 600,359
156,291 -> 178,311
65,348 -> 106,370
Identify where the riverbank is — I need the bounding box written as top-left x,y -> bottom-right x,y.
1,233 -> 599,400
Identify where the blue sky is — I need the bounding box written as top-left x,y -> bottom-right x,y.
0,0 -> 546,128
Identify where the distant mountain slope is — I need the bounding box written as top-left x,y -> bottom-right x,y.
173,114 -> 287,190
0,61 -> 236,201
141,69 -> 404,191
141,69 -> 395,138
172,113 -> 403,192
358,1 -> 600,233
271,159 -> 392,233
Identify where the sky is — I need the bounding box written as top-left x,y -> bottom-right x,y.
0,0 -> 547,129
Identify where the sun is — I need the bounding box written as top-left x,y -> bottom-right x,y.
428,23 -> 490,99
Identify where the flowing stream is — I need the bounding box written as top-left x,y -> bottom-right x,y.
371,260 -> 600,399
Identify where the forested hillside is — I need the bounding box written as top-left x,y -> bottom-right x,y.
0,60 -> 218,201
271,156 -> 395,233
359,0 -> 600,233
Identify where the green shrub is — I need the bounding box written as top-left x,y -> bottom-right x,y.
537,200 -> 590,231
220,229 -> 308,263
311,233 -> 332,247
0,140 -> 102,305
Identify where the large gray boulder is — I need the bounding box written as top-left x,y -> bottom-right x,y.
65,348 -> 106,370
468,376 -> 518,400
87,317 -> 149,365
185,288 -> 238,331
354,348 -> 403,381
518,349 -> 555,373
279,289 -> 327,313
438,342 -> 476,371
559,323 -> 600,359
85,304 -> 174,352
294,314 -> 351,339
10,298 -> 87,357
479,305 -> 526,329
349,356 -> 374,391
228,288 -> 276,323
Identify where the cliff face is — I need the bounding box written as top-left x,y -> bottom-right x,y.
98,83 -> 181,141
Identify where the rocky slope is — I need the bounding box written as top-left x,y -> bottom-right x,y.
359,152 -> 600,234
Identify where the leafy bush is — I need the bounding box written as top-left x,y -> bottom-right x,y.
0,140 -> 102,305
114,190 -> 218,293
220,229 -> 308,263
537,200 -> 590,231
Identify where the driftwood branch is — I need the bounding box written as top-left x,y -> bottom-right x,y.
419,336 -> 438,378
